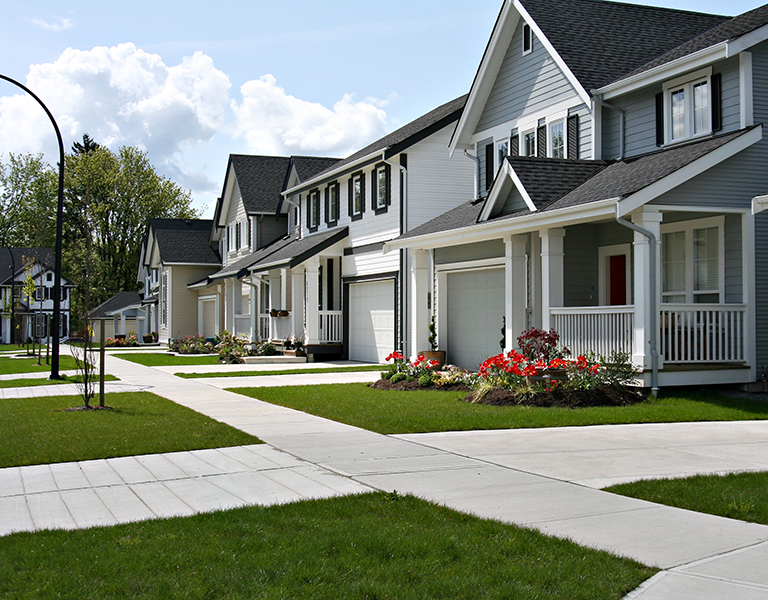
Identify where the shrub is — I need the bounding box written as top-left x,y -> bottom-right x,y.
215,331 -> 250,363
419,373 -> 434,387
126,332 -> 139,347
381,371 -> 393,380
517,327 -> 570,361
169,335 -> 214,355
390,372 -> 407,384
254,341 -> 278,356
384,351 -> 440,380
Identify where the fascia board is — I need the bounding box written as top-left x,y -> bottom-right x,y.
162,262 -> 221,267
449,1 -> 517,156
217,162 -> 237,228
283,150 -> 381,197
727,23 -> 768,56
617,125 -> 762,217
386,198 -> 617,252
752,193 -> 768,215
597,43 -> 727,100
514,0 -> 591,107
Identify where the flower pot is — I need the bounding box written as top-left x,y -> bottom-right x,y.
270,310 -> 279,317
278,310 -> 289,317
420,350 -> 446,368
142,334 -> 154,343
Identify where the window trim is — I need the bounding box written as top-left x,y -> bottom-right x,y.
522,129 -> 536,157
307,189 -> 321,232
348,171 -> 365,221
549,119 -> 565,159
662,67 -> 713,146
373,163 -> 391,214
325,181 -> 340,226
661,215 -> 725,304
522,23 -> 533,55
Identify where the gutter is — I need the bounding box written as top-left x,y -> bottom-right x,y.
463,150 -> 481,199
614,205 -> 659,396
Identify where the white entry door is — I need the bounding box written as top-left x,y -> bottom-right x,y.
349,280 -> 395,363
446,268 -> 505,370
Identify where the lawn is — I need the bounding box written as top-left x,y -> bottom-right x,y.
177,364 -> 384,378
115,352 -> 219,366
0,392 -> 261,468
605,471 -> 768,525
229,383 -> 768,434
0,492 -> 655,600
0,374 -> 118,388
0,355 -> 79,375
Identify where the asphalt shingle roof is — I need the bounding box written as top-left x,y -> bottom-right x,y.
229,155 -> 292,214
0,248 -> 55,284
522,0 -> 729,92
291,156 -> 342,183
89,291 -> 142,318
149,219 -> 220,265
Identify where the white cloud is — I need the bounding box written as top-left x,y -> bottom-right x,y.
230,74 -> 388,157
0,43 -> 231,192
26,16 -> 74,32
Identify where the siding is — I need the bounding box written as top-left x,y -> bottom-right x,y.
477,21 -> 578,132
569,104 -> 592,160
434,240 -> 504,265
756,211 -> 768,378
257,214 -> 288,248
170,265 -> 218,338
497,188 -> 528,215
564,225 -> 599,307
477,137 -> 493,197
724,213 -> 743,303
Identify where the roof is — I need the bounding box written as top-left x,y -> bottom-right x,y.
289,95 -> 468,193
149,219 -> 220,265
396,126 -> 757,242
291,156 -> 342,182
228,155 -> 292,214
0,248 -> 55,284
521,0 -> 729,92
89,291 -> 142,318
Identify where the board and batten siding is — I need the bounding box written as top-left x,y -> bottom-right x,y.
476,21 -> 579,132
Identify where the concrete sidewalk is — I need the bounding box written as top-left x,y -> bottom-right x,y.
3,350 -> 768,598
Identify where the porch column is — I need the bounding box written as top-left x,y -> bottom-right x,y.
410,249 -> 429,360
269,271 -> 281,341
540,228 -> 565,330
225,279 -> 235,333
504,234 -> 527,351
292,266 -> 306,340
631,209 -> 662,369
305,257 -> 320,344
249,276 -> 257,342
120,313 -> 126,335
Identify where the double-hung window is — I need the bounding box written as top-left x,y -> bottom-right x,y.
325,182 -> 339,225
523,130 -> 536,157
662,216 -> 724,304
374,163 -> 390,213
661,68 -> 714,145
349,171 -> 364,220
308,189 -> 320,231
497,139 -> 509,166
549,120 -> 565,159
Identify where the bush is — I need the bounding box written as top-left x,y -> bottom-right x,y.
419,373 -> 434,387
390,372 -> 407,384
214,331 -> 250,363
169,335 -> 214,355
254,341 -> 278,356
516,327 -> 569,361
381,371 -> 393,380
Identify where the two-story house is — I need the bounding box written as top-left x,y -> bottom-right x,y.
386,0 -> 768,390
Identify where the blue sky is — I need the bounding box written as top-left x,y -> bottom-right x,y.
0,0 -> 762,216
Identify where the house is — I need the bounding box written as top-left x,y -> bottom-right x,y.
137,219 -> 221,342
89,291 -> 144,341
384,0 -> 768,389
0,248 -> 73,344
228,95 -> 476,362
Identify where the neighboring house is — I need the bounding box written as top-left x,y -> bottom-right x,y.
137,219 -> 220,342
385,0 -> 768,388
217,96 -> 476,362
89,291 -> 144,341
0,248 -> 73,344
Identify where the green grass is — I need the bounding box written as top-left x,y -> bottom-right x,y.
0,355 -> 79,375
0,344 -> 33,353
0,392 -> 261,468
0,492 -> 655,600
115,352 -> 220,366
605,471 -> 768,525
177,364 -> 384,378
229,383 -> 768,435
0,374 -> 118,388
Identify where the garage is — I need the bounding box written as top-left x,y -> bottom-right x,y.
446,268 -> 505,370
348,279 -> 395,363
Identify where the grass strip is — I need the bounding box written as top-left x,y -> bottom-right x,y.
177,364 -> 384,378
229,383 -> 768,435
0,392 -> 261,468
605,471 -> 768,525
0,492 -> 655,600
115,352 -> 219,366
0,374 -> 118,388
0,355 -> 79,375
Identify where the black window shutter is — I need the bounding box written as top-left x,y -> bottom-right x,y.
655,92 -> 664,146
306,194 -> 311,229
386,164 -> 392,205
360,172 -> 366,213
711,72 -> 722,132
510,134 -> 519,157
485,143 -> 494,191
324,187 -> 329,223
314,193 -> 320,226
536,125 -> 546,158
567,114 -> 579,159
347,180 -> 353,216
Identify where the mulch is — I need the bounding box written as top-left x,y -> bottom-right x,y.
370,379 -> 645,408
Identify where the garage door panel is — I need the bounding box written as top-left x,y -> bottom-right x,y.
349,280 -> 395,363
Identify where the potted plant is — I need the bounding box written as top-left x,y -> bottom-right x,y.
278,309 -> 289,317
270,308 -> 279,317
420,316 -> 445,367
142,333 -> 154,344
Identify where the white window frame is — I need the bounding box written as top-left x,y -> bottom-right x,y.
522,23 -> 533,55
663,67 -> 713,145
328,183 -> 338,222
352,174 -> 363,216
496,138 -> 509,169
598,244 -> 631,306
522,129 -> 536,157
309,190 -> 320,228
160,269 -> 168,327
549,119 -> 565,159
661,215 -> 725,304
375,166 -> 388,210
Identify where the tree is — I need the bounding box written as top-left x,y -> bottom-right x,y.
0,153 -> 57,247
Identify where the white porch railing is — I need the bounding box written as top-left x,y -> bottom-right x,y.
318,310 -> 342,343
660,304 -> 746,363
550,306 -> 634,358
258,314 -> 270,341
234,314 -> 251,338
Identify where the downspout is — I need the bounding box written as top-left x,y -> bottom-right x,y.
615,206 -> 659,396
384,155 -> 408,355
463,150 -> 481,199
595,95 -> 625,160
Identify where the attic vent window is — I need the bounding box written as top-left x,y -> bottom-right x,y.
522,23 -> 533,55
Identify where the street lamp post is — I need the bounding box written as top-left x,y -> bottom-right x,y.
0,73 -> 65,378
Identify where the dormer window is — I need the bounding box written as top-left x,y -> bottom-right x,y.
659,67 -> 720,145
522,23 -> 533,55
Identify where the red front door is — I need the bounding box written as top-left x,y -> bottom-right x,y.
608,254 -> 627,305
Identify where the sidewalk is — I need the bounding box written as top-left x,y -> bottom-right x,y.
3,351 -> 768,598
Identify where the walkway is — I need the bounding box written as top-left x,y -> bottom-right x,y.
2,352 -> 768,599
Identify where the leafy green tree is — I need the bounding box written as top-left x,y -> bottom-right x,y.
0,153 -> 57,247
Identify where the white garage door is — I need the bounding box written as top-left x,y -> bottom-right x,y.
349,280 -> 395,363
446,268 -> 505,370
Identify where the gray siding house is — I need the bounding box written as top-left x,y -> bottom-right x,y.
386,0 -> 768,389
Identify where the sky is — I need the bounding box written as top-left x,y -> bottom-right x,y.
0,0 -> 763,217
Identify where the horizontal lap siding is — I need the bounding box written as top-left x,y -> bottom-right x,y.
569,104 -> 592,159
724,214 -> 743,304
752,42 -> 768,375
434,240 -> 505,265
564,225 -> 599,307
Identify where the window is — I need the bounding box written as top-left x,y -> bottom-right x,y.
374,163 -> 390,212
228,225 -> 236,252
549,120 -> 564,159
497,139 -> 508,167
308,189 -> 320,230
662,217 -> 723,304
349,172 -> 364,220
523,130 -> 536,157
326,182 -> 339,225
34,314 -> 47,339
661,68 -> 713,144
46,272 -> 53,283
235,221 -> 241,249
246,219 -> 252,250
522,23 -> 533,55
160,270 -> 168,326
